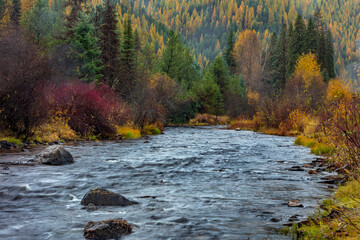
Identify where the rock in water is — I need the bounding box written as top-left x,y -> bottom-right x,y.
81,188 -> 137,206
84,219 -> 132,240
287,200 -> 304,208
34,146 -> 74,165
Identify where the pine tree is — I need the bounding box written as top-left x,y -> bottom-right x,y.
305,17 -> 318,53
64,0 -> 85,38
325,30 -> 336,80
71,12 -> 103,83
134,28 -> 141,53
100,0 -> 120,87
224,28 -> 236,74
194,71 -> 224,115
287,14 -> 306,78
10,0 -> 20,24
317,28 -> 327,76
160,29 -> 183,82
118,9 -> 136,100
210,54 -> 231,95
263,32 -> 277,93
179,46 -> 201,89
272,25 -> 288,91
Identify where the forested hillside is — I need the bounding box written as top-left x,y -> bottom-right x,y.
1,0 -> 359,70
136,0 -> 359,69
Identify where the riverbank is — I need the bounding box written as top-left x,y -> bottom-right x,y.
226,116 -> 360,239
0,124 -> 163,152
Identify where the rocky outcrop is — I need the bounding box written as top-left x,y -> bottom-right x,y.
81,188 -> 137,206
84,219 -> 132,240
34,146 -> 74,165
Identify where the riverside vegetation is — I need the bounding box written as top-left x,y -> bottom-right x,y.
1,0 -> 360,239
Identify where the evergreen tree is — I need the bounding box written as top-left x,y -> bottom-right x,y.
71,12 -> 103,82
224,28 -> 236,74
118,9 -> 136,100
141,42 -> 158,73
317,28 -> 327,76
180,46 -> 201,89
264,32 -> 277,93
209,54 -> 231,95
305,17 -> 318,53
325,30 -> 336,80
64,0 -> 85,38
134,28 -> 141,53
100,0 -> 120,87
193,71 -> 224,115
10,0 -> 20,24
160,29 -> 183,82
287,14 -> 306,78
272,25 -> 288,91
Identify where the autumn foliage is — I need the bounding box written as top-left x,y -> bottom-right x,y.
49,82 -> 131,137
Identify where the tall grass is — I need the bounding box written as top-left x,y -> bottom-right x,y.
295,135 -> 334,156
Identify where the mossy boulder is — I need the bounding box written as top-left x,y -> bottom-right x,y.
84,218 -> 132,240
81,188 -> 137,206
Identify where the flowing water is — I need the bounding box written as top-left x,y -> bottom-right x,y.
0,127 -> 333,240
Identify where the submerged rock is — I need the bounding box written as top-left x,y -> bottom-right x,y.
86,203 -> 98,211
81,188 -> 137,206
308,169 -> 318,175
287,200 -> 304,208
84,218 -> 132,240
287,166 -> 305,172
34,146 -> 74,165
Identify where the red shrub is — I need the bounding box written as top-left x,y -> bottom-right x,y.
50,82 -> 131,137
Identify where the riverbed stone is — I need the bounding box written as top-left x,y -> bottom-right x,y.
34,146 -> 74,165
81,188 -> 137,206
0,140 -> 17,150
84,218 -> 132,240
287,200 -> 304,208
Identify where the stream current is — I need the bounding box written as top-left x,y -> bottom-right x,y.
0,126 -> 333,239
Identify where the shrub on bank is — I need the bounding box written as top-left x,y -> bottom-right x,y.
116,126 -> 141,139
31,115 -> 78,142
50,82 -> 131,138
143,125 -> 161,135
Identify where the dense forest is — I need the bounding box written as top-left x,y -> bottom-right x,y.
136,0 -> 360,70
0,0 -> 358,143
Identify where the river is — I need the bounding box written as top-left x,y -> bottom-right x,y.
0,126 -> 333,239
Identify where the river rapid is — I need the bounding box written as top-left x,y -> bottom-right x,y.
0,126 -> 333,239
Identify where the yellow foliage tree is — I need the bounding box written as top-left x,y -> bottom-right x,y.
294,53 -> 322,89
215,39 -> 220,50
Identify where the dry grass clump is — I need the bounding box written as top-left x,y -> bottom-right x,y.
189,114 -> 230,126
116,126 -> 141,139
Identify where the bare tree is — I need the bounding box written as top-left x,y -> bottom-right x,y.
0,27 -> 51,138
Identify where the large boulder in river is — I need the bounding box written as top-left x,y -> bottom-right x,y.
84,218 -> 132,240
34,146 -> 74,165
81,188 -> 137,206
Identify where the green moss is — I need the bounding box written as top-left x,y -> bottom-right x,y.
1,137 -> 22,146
